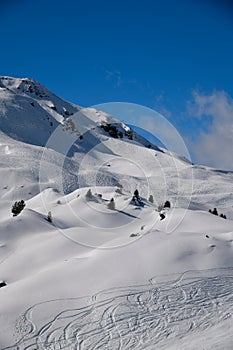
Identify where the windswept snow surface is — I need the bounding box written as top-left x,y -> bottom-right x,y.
0,77 -> 233,349
9,270 -> 233,350
1,189 -> 233,350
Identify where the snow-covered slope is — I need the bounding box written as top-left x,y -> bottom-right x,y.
0,188 -> 233,349
0,76 -> 80,145
0,77 -> 233,349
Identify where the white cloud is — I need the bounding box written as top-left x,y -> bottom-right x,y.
104,69 -> 122,87
188,90 -> 233,170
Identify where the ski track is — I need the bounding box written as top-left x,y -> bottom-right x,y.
5,269 -> 233,350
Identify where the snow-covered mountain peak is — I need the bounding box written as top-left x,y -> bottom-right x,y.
0,76 -> 42,93
0,76 -> 58,101
0,76 -> 163,157
0,76 -> 81,146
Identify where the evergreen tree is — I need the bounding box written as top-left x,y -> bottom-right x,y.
86,189 -> 93,200
148,195 -> 154,203
160,213 -> 165,221
164,200 -> 171,208
47,211 -> 52,223
220,213 -> 227,219
107,198 -> 116,210
11,200 -> 25,217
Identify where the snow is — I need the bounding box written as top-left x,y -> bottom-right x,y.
0,76 -> 233,349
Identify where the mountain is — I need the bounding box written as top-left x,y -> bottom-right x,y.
0,77 -> 233,349
1,76 -> 232,217
0,76 -> 163,199
0,76 -> 80,145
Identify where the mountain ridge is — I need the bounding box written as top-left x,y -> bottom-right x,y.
0,76 -> 232,219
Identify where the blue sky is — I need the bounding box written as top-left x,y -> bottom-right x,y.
1,0 -> 233,169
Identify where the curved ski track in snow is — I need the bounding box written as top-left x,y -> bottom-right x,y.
6,269 -> 233,350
